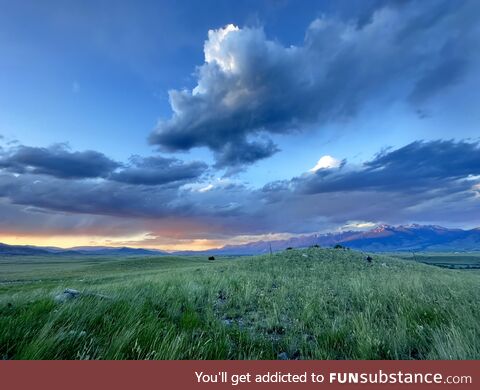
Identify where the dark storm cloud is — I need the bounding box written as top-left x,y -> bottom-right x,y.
291,140 -> 480,194
213,139 -> 279,169
0,148 -> 208,218
0,144 -> 119,179
149,0 -> 479,168
0,143 -> 208,185
111,155 -> 207,185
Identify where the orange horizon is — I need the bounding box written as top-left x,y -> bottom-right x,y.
0,234 -> 223,252
0,231 -> 301,252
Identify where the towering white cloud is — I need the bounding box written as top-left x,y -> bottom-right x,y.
150,0 -> 480,168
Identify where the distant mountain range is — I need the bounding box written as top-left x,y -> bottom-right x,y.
1,224 -> 480,256
69,246 -> 167,256
176,224 -> 480,255
0,243 -> 166,256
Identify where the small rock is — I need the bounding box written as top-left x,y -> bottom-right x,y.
54,288 -> 81,303
381,262 -> 388,267
302,254 -> 308,258
277,352 -> 289,360
64,288 -> 80,296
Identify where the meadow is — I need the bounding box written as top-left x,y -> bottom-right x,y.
1,248 -> 479,360
388,252 -> 480,269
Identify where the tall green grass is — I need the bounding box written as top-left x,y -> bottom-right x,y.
1,249 -> 479,359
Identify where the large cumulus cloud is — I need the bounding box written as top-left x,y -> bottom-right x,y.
149,0 -> 480,168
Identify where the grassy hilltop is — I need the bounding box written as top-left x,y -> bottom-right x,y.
1,248 -> 479,360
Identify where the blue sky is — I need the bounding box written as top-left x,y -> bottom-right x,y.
0,0 -> 479,249
0,0 -> 323,158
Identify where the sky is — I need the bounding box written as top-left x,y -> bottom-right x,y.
0,0 -> 479,250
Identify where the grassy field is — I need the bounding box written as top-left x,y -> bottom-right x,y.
1,248 -> 479,360
388,252 -> 480,269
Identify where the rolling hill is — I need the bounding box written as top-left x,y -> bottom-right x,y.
1,248 -> 479,359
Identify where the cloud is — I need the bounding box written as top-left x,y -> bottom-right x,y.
341,221 -> 377,231
0,140 -> 480,239
256,139 -> 480,233
0,143 -> 208,185
0,173 -> 181,218
293,140 -> 480,194
198,184 -> 214,193
213,138 -> 279,169
149,1 -> 479,168
309,155 -> 342,172
0,198 -> 147,238
111,155 -> 207,185
0,144 -> 119,179
0,140 -> 479,245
